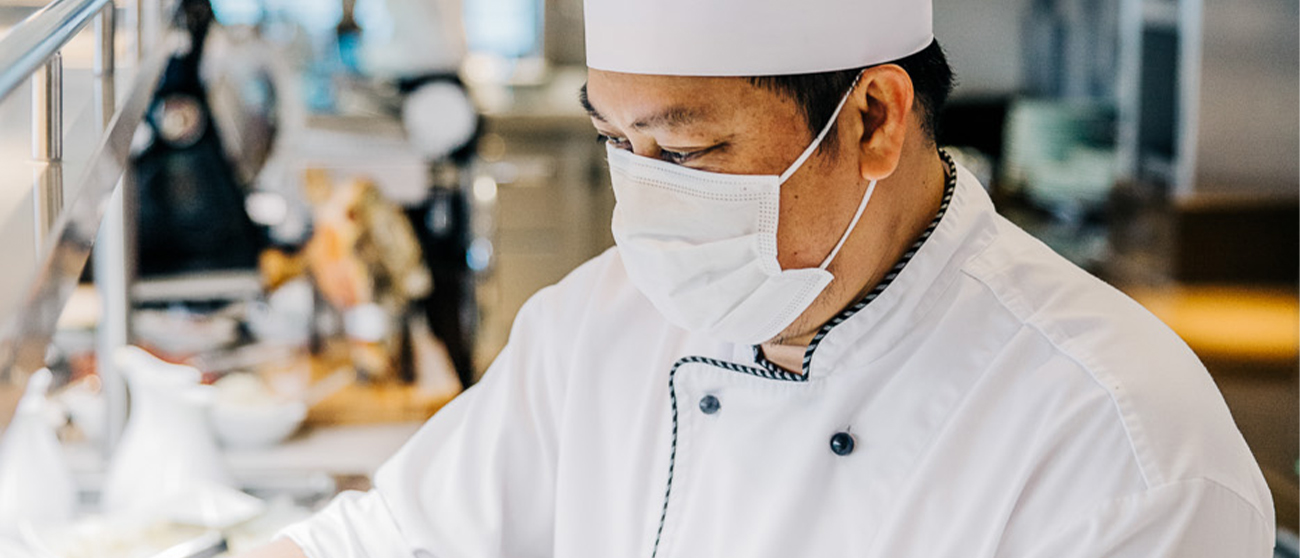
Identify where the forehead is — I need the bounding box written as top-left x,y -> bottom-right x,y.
583,69 -> 794,129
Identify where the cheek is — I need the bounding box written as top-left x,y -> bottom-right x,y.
773,155 -> 862,269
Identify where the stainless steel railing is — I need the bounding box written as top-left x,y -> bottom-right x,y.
0,0 -> 178,445
0,0 -> 111,102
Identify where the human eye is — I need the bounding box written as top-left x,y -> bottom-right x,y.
596,134 -> 631,150
659,148 -> 697,164
660,142 -> 726,165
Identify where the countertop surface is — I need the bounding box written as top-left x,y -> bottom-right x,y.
65,421 -> 424,482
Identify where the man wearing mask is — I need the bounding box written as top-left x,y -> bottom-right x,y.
244,0 -> 1274,556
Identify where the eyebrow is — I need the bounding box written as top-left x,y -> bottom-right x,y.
579,83 -> 707,130
579,84 -> 606,122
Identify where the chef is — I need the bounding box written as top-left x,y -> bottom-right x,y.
244,0 -> 1275,556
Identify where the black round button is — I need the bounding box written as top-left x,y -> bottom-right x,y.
699,395 -> 721,415
829,432 -> 855,456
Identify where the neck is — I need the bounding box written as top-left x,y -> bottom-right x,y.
759,145 -> 949,374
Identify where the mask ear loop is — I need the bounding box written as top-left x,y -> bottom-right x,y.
818,179 -> 877,269
771,69 -> 873,270
778,70 -> 866,184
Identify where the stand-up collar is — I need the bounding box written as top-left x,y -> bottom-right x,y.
800,160 -> 1000,379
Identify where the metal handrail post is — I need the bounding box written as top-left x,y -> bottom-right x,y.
32,52 -> 64,251
93,0 -> 132,457
94,2 -> 115,126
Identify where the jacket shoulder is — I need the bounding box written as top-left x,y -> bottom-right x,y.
960,216 -> 1271,519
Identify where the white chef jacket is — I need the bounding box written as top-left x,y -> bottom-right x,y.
280,162 -> 1275,557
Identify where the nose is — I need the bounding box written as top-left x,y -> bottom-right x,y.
633,145 -> 662,159
614,133 -> 662,160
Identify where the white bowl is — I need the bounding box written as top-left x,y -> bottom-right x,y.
210,400 -> 307,449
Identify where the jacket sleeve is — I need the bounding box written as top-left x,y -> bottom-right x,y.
1011,477 -> 1274,558
278,288 -> 568,558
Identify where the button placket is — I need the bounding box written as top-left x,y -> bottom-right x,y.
654,357 -> 810,558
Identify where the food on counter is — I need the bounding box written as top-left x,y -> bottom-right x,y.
303,174 -> 431,311
259,248 -> 309,291
271,171 -> 435,382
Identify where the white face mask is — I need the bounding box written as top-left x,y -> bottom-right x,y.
608,72 -> 876,344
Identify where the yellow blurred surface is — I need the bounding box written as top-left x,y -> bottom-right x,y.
1131,285 -> 1300,363
306,382 -> 456,426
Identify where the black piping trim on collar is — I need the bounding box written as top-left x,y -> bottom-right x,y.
752,149 -> 958,377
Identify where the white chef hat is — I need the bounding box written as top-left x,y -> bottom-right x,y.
584,0 -> 933,77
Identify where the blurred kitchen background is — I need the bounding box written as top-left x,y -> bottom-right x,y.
0,0 -> 1294,555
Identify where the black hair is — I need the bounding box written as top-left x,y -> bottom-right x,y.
747,39 -> 956,151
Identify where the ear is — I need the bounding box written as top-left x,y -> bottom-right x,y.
852,65 -> 914,181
